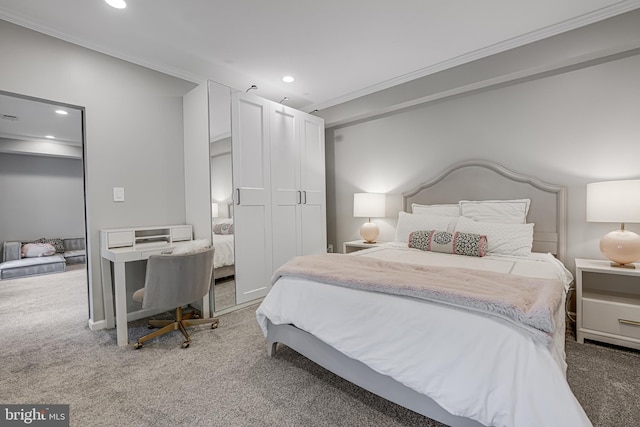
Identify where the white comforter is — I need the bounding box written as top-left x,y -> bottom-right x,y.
256,243 -> 592,427
212,234 -> 234,269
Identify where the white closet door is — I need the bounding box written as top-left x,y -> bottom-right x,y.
183,83 -> 213,241
231,92 -> 272,304
300,114 -> 326,255
270,104 -> 301,271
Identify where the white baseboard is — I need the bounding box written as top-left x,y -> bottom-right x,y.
88,318 -> 107,331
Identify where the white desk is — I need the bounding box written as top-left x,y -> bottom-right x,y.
100,225 -> 209,346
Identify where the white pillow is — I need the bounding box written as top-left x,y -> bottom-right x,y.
454,216 -> 534,256
21,243 -> 56,258
395,211 -> 458,243
171,239 -> 211,255
412,203 -> 460,217
459,199 -> 531,224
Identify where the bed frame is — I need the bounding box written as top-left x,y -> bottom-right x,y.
266,160 -> 567,426
214,265 -> 234,280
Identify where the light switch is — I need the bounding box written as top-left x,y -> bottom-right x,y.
113,187 -> 125,202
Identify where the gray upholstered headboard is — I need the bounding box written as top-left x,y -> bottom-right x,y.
402,160 -> 567,262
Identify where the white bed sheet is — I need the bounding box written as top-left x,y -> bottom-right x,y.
212,234 -> 234,269
256,245 -> 591,427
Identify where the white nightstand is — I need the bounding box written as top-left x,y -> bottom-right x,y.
575,258 -> 640,350
343,240 -> 389,254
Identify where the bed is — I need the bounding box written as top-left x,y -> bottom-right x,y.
255,160 -> 592,427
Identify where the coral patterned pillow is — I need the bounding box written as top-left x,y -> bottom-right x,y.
408,230 -> 487,257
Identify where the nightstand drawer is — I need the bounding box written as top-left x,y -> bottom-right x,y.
583,298 -> 640,339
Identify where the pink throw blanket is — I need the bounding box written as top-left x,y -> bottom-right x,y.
272,254 -> 564,345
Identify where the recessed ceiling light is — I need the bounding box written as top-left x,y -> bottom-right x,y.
45,135 -> 55,139
282,76 -> 295,83
105,0 -> 127,9
55,110 -> 68,115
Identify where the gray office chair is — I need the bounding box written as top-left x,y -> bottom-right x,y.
132,247 -> 219,349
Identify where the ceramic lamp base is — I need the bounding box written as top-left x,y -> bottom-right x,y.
600,229 -> 640,268
360,222 -> 380,243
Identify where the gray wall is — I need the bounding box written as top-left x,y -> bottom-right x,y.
0,153 -> 84,242
0,20 -> 196,324
323,11 -> 640,273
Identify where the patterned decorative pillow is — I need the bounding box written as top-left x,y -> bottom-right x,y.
408,230 -> 488,257
33,237 -> 65,253
213,223 -> 234,235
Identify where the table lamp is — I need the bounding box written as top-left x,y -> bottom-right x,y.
586,180 -> 640,268
353,193 -> 385,243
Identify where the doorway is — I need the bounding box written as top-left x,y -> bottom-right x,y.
0,90 -> 88,311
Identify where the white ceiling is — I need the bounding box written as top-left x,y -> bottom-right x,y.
1,0 -> 640,111
0,93 -> 83,146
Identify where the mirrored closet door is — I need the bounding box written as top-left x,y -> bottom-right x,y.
208,81 -> 236,311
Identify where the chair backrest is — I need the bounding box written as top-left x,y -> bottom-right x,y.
141,247 -> 215,310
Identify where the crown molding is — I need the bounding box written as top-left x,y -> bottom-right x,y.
303,0 -> 640,113
2,1 -> 639,111
0,7 -> 204,84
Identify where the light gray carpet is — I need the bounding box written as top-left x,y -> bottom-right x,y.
213,277 -> 236,311
1,268 -> 639,427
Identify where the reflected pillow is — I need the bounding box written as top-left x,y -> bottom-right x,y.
33,237 -> 65,253
21,243 -> 56,258
213,223 -> 234,235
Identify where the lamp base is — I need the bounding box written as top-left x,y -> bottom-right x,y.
360,222 -> 380,244
600,229 -> 640,268
609,262 -> 636,269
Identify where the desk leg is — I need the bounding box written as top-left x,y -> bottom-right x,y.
113,261 -> 129,346
101,257 -> 115,329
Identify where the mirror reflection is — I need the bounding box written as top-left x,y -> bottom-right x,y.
208,81 -> 236,311
0,91 -> 87,292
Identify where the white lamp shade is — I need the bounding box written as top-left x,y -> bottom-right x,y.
211,202 -> 219,218
586,180 -> 640,266
353,193 -> 386,218
586,180 -> 640,223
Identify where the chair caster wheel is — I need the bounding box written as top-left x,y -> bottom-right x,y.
211,320 -> 219,329
133,342 -> 143,349
182,341 -> 190,348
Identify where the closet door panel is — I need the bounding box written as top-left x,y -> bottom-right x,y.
300,115 -> 326,193
301,204 -> 325,255
272,205 -> 298,270
300,114 -> 326,255
270,104 -> 301,270
232,92 -> 272,304
234,205 -> 269,301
